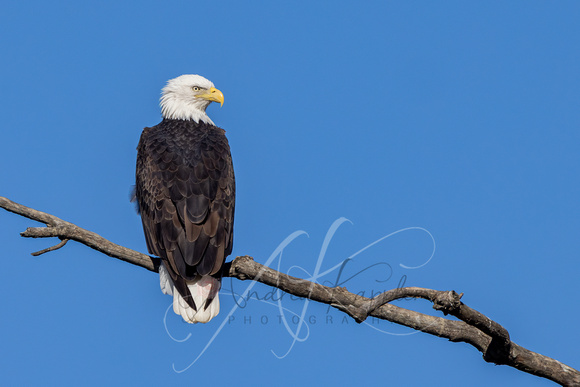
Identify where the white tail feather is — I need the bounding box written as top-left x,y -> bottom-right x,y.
160,262 -> 220,324
159,263 -> 173,296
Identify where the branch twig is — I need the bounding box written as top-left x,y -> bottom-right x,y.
1,196 -> 578,386
31,238 -> 69,256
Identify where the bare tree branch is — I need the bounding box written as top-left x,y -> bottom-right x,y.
1,195 -> 578,386
0,196 -> 160,272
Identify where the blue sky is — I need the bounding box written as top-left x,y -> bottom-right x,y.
1,1 -> 579,386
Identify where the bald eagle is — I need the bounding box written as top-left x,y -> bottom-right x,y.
134,75 -> 235,323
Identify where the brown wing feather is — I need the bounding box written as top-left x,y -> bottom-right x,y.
135,119 -> 235,310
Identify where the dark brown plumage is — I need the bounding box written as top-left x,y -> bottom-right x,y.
134,118 -> 235,312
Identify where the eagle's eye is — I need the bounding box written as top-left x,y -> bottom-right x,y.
192,86 -> 201,92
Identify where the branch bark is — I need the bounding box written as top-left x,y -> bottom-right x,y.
1,196 -> 578,386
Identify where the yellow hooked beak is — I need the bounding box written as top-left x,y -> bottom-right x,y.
197,87 -> 224,107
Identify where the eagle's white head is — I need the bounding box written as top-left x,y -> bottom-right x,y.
160,74 -> 224,124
